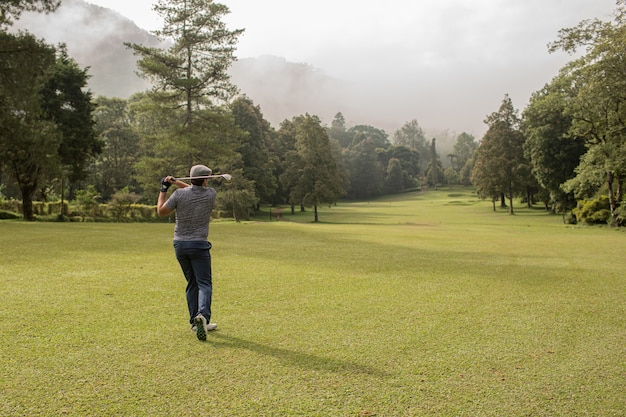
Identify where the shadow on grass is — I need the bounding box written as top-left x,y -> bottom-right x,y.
211,332 -> 389,378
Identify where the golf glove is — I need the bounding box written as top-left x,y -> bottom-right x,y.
160,177 -> 172,192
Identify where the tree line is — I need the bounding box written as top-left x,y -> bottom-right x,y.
1,0 -> 624,226
472,1 -> 625,227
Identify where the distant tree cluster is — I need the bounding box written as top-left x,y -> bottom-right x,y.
1,0 -> 624,227
0,0 -> 470,222
471,1 -> 625,226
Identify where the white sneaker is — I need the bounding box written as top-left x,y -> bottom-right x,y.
191,323 -> 217,332
194,314 -> 207,341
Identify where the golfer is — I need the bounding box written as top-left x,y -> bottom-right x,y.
157,164 -> 217,341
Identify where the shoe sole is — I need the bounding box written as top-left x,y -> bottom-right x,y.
194,316 -> 206,341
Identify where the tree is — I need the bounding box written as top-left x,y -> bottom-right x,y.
341,124 -> 389,199
385,158 -> 405,193
92,97 -> 141,201
0,33 -> 97,220
128,92 -> 195,200
378,145 -> 420,189
211,167 -> 257,221
0,32 -> 57,220
41,47 -> 101,186
285,114 -> 345,222
548,2 -> 626,226
328,112 -> 351,148
451,132 -> 478,174
230,96 -> 277,208
126,0 -> 244,127
0,0 -> 59,27
471,141 -> 502,211
346,138 -> 385,199
126,0 -> 244,204
522,78 -> 586,215
472,95 -> 526,214
328,129 -> 351,199
346,124 -> 390,150
279,149 -> 303,213
108,187 -> 140,222
393,119 -> 429,167
444,167 -> 460,185
271,119 -> 299,207
426,138 -> 444,187
459,155 -> 476,187
393,119 -> 427,149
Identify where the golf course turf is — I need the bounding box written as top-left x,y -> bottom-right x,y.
1,187 -> 624,416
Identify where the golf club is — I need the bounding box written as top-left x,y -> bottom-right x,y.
174,173 -> 233,181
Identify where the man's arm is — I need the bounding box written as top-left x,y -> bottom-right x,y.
157,176 -> 189,217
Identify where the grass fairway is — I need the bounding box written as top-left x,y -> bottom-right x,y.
1,187 -> 625,416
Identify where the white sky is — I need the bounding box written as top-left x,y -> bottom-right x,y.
84,0 -> 618,135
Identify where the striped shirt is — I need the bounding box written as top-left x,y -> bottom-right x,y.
165,185 -> 217,241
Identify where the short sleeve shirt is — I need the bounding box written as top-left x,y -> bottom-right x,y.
165,185 -> 217,241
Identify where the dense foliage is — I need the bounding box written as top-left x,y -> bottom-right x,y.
1,0 -> 624,226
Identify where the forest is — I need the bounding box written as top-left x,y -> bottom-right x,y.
0,0 -> 624,226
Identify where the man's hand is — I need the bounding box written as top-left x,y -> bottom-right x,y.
157,176 -> 174,217
161,176 -> 172,193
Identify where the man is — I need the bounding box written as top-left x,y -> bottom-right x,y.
157,164 -> 217,341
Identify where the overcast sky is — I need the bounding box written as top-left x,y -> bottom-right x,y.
84,0 -> 617,136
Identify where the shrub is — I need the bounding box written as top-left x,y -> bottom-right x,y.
0,210 -> 21,220
444,167 -> 460,185
75,186 -> 101,221
0,200 -> 22,214
573,196 -> 611,225
108,188 -> 141,222
216,188 -> 258,221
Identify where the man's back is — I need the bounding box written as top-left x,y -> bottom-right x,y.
166,185 -> 216,241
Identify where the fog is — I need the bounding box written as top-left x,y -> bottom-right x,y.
216,0 -> 617,136
13,0 -> 618,139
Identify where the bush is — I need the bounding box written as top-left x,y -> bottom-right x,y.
74,186 -> 101,221
132,204 -> 156,221
108,188 -> 141,222
0,210 -> 21,220
216,188 -> 259,221
1,197 -> 160,222
0,200 -> 21,214
444,167 -> 460,185
573,196 -> 611,225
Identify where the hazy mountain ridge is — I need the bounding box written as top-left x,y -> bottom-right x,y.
230,55 -> 360,127
11,0 -> 359,129
11,0 -> 163,97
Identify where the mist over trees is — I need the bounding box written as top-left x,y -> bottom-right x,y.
1,0 -> 624,226
470,0 -> 625,226
0,0 -> 59,26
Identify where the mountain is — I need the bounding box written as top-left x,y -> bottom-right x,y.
11,0 -> 163,97
10,0 -> 357,128
230,55 -> 359,127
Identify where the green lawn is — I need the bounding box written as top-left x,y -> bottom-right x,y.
1,187 -> 625,416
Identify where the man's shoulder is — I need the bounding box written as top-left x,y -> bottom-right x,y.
197,186 -> 217,195
187,186 -> 217,198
